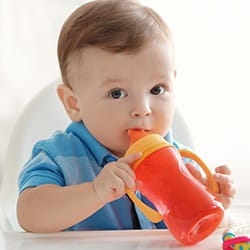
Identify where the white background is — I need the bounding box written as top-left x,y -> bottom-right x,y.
0,0 -> 249,204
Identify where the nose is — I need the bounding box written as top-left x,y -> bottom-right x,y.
131,100 -> 152,117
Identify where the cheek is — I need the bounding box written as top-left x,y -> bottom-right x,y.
80,103 -> 125,137
158,117 -> 173,135
155,103 -> 175,133
84,117 -> 129,156
80,98 -> 110,119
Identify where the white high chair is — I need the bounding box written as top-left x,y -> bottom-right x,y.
0,79 -> 194,232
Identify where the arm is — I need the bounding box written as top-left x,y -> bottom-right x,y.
17,182 -> 103,232
17,152 -> 141,233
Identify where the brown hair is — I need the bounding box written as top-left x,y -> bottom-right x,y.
57,0 -> 173,85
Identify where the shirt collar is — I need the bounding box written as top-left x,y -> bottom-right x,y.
66,121 -> 117,167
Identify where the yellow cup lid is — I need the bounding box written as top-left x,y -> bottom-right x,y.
125,130 -> 172,169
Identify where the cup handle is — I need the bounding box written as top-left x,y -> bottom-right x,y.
125,189 -> 163,223
178,149 -> 219,193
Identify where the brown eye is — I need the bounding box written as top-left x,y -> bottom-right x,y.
150,85 -> 165,95
109,89 -> 127,99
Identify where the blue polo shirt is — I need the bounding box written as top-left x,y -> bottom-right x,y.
18,121 -> 185,231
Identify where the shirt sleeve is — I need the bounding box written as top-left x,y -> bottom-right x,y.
18,142 -> 65,194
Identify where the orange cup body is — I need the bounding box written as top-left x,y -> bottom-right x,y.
134,147 -> 224,245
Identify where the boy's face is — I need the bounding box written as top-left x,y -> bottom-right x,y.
69,39 -> 175,157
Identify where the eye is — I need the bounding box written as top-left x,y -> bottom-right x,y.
108,88 -> 127,99
150,85 -> 166,95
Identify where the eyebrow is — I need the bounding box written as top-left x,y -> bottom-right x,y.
101,77 -> 128,87
100,73 -> 171,87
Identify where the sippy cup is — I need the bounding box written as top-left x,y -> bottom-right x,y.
125,129 -> 224,245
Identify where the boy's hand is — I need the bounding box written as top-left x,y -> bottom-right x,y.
186,163 -> 236,209
92,153 -> 142,203
213,165 -> 236,209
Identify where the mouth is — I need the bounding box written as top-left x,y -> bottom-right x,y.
128,128 -> 151,133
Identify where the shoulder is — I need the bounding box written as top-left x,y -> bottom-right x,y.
164,129 -> 191,150
18,122 -> 95,192
31,122 -> 89,158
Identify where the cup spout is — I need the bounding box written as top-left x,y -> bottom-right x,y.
127,129 -> 149,146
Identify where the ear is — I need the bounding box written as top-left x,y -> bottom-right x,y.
57,84 -> 82,121
174,69 -> 177,78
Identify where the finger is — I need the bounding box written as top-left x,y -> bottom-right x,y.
222,183 -> 236,198
215,165 -> 232,175
118,152 -> 142,165
217,181 -> 236,198
116,162 -> 136,179
214,173 -> 236,200
215,193 -> 233,210
112,164 -> 136,190
185,162 -> 207,185
185,162 -> 201,179
214,173 -> 234,185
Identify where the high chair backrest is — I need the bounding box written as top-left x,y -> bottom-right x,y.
0,79 -> 194,231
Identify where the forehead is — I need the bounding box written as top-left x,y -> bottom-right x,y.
68,39 -> 175,86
